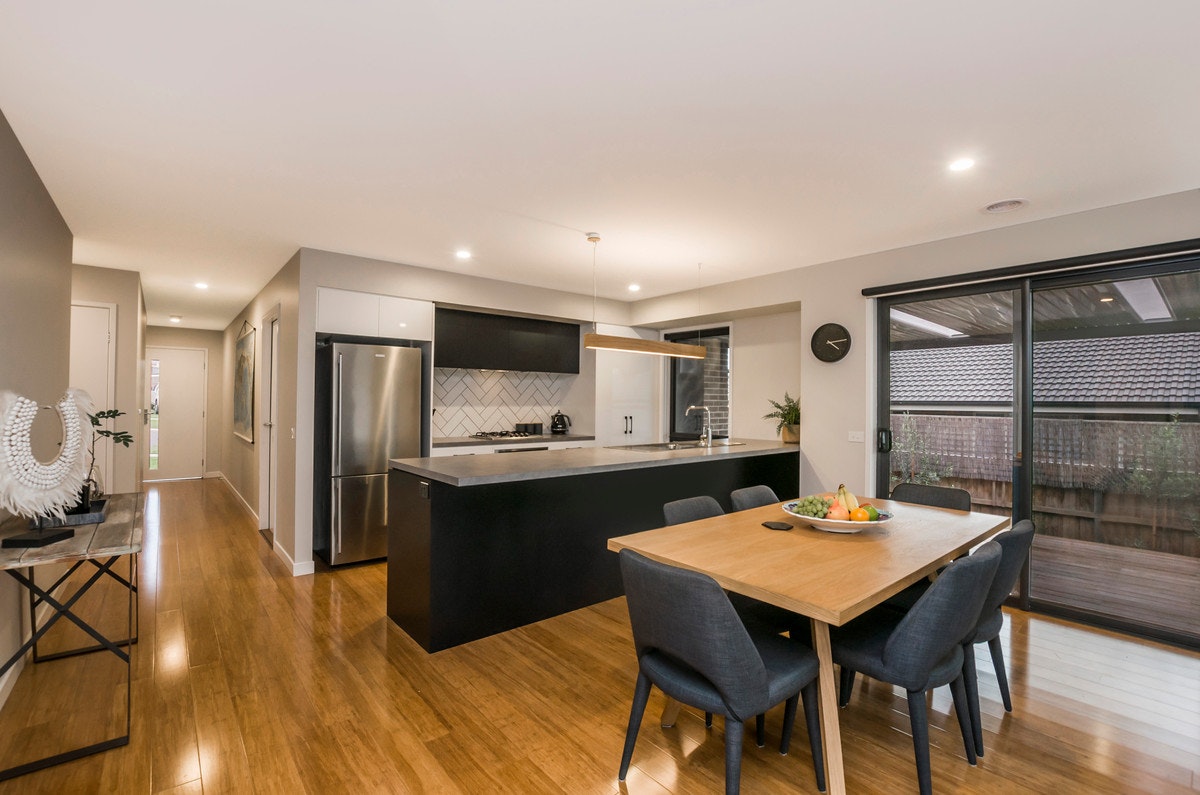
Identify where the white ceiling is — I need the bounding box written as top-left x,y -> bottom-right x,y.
3,2 -> 1200,330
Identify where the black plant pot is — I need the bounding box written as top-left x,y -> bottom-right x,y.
64,484 -> 92,515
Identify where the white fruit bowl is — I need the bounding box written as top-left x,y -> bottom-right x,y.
782,501 -> 893,534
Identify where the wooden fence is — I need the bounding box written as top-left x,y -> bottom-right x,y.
890,414 -> 1200,558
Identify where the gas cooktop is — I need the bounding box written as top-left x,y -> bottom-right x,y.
471,430 -> 534,439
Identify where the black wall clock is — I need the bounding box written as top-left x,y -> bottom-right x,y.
811,322 -> 851,362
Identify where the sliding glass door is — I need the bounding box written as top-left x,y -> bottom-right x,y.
876,287 -> 1017,522
876,258 -> 1200,646
1028,268 -> 1199,643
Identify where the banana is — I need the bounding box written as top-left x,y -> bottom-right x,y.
836,484 -> 859,512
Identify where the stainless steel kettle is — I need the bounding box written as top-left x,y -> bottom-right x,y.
550,410 -> 571,435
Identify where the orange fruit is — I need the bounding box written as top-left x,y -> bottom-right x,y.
849,507 -> 870,522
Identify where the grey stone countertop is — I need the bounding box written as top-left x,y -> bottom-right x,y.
390,439 -> 797,486
432,434 -> 595,447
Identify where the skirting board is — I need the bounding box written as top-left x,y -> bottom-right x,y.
210,472 -> 259,524
0,655 -> 23,714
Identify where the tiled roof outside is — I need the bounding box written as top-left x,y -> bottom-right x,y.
891,332 -> 1200,405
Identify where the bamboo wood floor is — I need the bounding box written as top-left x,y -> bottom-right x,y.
0,478 -> 1196,793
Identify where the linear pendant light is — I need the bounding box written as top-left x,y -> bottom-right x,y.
581,233 -> 707,360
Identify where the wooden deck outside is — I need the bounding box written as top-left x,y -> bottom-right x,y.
1030,534 -> 1200,640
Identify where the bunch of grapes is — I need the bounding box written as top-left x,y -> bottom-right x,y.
791,495 -> 833,518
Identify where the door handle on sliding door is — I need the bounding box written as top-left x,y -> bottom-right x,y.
877,428 -> 892,453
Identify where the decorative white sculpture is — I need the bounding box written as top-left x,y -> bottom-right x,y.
0,389 -> 92,521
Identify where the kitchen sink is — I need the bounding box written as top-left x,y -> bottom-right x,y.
606,440 -> 746,452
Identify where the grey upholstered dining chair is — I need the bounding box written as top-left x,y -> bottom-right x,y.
890,482 -> 972,511
617,550 -> 826,795
877,519 -> 1036,758
832,541 -> 1002,795
662,494 -> 724,525
960,519 -> 1035,756
663,496 -> 797,639
730,485 -> 780,511
884,482 -> 974,612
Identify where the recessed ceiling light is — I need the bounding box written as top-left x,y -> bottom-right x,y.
455,249 -> 471,260
1100,296 -> 1115,303
169,315 -> 182,323
982,198 -> 1028,214
195,282 -> 208,289
628,284 -> 641,292
948,157 -> 975,172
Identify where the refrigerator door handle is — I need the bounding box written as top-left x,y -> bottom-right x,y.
333,352 -> 344,476
332,478 -> 342,555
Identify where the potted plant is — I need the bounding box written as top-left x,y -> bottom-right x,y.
763,392 -> 801,443
70,408 -> 134,513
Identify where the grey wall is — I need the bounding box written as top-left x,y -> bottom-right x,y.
146,325 -> 226,477
0,107 -> 73,703
71,264 -> 146,493
222,251 -> 300,566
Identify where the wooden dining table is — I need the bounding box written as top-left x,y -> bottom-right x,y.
607,497 -> 1010,795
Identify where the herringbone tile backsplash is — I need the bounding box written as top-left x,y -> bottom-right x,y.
433,368 -> 571,437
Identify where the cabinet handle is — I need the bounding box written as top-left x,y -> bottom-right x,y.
629,415 -> 634,434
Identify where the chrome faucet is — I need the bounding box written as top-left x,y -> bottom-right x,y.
686,405 -> 712,447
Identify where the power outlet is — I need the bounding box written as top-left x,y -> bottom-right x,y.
848,430 -> 865,443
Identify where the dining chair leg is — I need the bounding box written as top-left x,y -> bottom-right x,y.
618,674 -> 652,780
962,643 -> 985,758
949,673 -> 977,765
987,635 -> 1013,712
779,694 -> 798,754
838,666 -> 855,707
724,715 -> 745,795
706,711 -> 714,728
755,713 -> 766,747
906,689 -> 933,795
800,682 -> 826,793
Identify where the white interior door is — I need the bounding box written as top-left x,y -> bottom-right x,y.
147,347 -> 206,480
70,303 -> 116,490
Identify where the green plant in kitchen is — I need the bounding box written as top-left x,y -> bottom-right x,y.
85,408 -> 134,501
763,393 -> 801,442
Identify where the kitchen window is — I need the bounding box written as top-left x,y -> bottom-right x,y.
666,327 -> 730,441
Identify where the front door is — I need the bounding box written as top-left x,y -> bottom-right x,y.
147,347 -> 206,480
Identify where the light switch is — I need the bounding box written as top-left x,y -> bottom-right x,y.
848,430 -> 865,443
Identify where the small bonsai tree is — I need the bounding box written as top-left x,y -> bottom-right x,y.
86,408 -> 134,499
763,392 -> 801,434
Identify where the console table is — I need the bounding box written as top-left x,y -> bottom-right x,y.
0,492 -> 142,781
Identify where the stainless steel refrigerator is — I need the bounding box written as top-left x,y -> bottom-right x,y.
314,341 -> 423,565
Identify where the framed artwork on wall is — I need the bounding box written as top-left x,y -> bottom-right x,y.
233,323 -> 255,443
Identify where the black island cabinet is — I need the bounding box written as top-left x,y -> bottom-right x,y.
386,442 -> 799,652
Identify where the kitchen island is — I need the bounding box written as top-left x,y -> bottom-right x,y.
387,440 -> 799,651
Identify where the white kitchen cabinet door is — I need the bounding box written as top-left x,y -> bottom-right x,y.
379,296 -> 434,341
317,288 -> 378,336
595,345 -> 661,445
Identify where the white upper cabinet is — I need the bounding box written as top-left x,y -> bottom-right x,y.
317,288 -> 433,341
379,295 -> 434,341
595,326 -> 663,446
